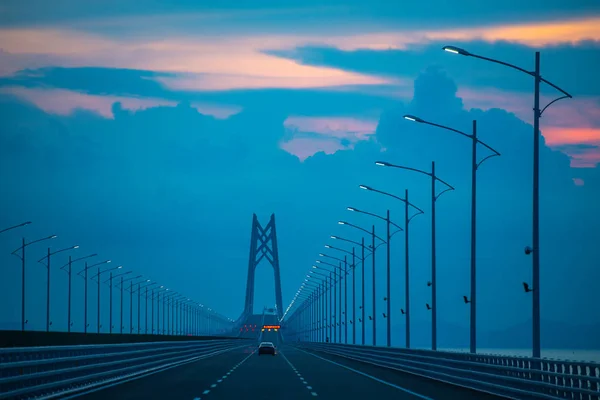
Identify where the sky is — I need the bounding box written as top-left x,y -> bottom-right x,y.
0,1 -> 599,349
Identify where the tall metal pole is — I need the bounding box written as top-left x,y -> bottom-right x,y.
329,274 -> 333,341
361,237 -> 365,345
405,190 -> 411,348
145,287 -> 148,334
333,269 -> 337,343
84,262 -> 88,333
352,247 -> 356,345
386,209 -> 391,347
120,277 -> 124,334
344,256 -> 348,344
68,256 -> 72,333
532,52 -> 541,359
21,238 -> 26,331
372,225 -> 376,346
130,281 -> 133,333
338,262 -> 342,342
97,268 -> 101,333
137,284 -> 141,334
150,289 -> 154,335
431,161 -> 437,350
470,120 -> 477,354
109,273 -> 113,333
46,248 -> 50,332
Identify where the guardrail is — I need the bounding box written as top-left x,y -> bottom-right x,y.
293,342 -> 600,400
0,338 -> 251,399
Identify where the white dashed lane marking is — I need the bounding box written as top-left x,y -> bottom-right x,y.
193,348 -> 255,400
280,350 -> 319,397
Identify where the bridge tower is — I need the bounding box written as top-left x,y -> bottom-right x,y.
242,214 -> 283,322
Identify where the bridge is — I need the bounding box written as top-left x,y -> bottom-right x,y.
1,215 -> 599,400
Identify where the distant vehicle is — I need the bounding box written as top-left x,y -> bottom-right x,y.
258,341 -> 276,356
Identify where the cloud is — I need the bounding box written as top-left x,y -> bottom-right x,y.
0,67 -> 598,341
0,86 -> 239,119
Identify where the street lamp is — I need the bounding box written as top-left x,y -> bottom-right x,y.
359,184 -> 424,348
91,265 -> 122,333
10,233 -> 57,331
375,160 -> 455,350
78,259 -> 111,333
338,218 -> 384,345
60,253 -> 97,332
403,114 -> 499,354
314,260 -> 343,343
442,44 -> 572,359
343,208 -> 403,347
103,270 -> 132,333
38,244 -> 79,332
116,274 -> 143,333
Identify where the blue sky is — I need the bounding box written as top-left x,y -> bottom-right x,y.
0,0 -> 599,348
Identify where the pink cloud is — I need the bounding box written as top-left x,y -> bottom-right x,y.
0,86 -> 240,120
572,178 -> 585,186
459,87 -> 600,167
284,116 -> 378,140
280,137 -> 348,161
1,16 -> 597,91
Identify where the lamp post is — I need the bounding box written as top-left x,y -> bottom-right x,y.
91,265 -> 123,333
78,259 -> 111,333
404,115 -> 500,353
38,245 -> 80,332
329,236 -> 366,345
375,161 -> 455,350
60,253 -> 97,332
318,252 -> 345,343
342,209 -> 403,347
116,275 -> 142,334
310,268 -> 333,342
0,221 -> 31,235
10,232 -> 56,331
338,218 -> 386,345
103,270 -> 131,333
442,45 -> 572,359
359,185 -> 424,348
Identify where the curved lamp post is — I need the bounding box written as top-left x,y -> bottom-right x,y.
1,221 -> 31,234
403,115 -> 499,354
442,45 -> 572,359
331,235 -> 364,345
78,259 -> 111,333
359,184 -> 424,348
344,208 -> 403,347
38,244 -> 80,332
375,160 -> 455,350
10,233 -> 56,331
60,253 -> 97,332
91,265 -> 123,333
103,270 -> 132,333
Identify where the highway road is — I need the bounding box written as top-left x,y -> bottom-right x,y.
69,342 -> 509,400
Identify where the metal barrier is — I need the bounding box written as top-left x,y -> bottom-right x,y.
294,342 -> 600,400
0,339 -> 251,399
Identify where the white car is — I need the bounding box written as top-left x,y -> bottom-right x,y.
258,342 -> 276,356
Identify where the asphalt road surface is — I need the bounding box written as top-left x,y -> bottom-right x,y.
73,343 -> 509,400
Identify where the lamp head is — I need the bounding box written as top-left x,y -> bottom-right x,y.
442,45 -> 470,56
359,185 -> 370,190
324,245 -> 331,248
403,115 -> 424,123
330,235 -> 337,239
375,161 -> 390,167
